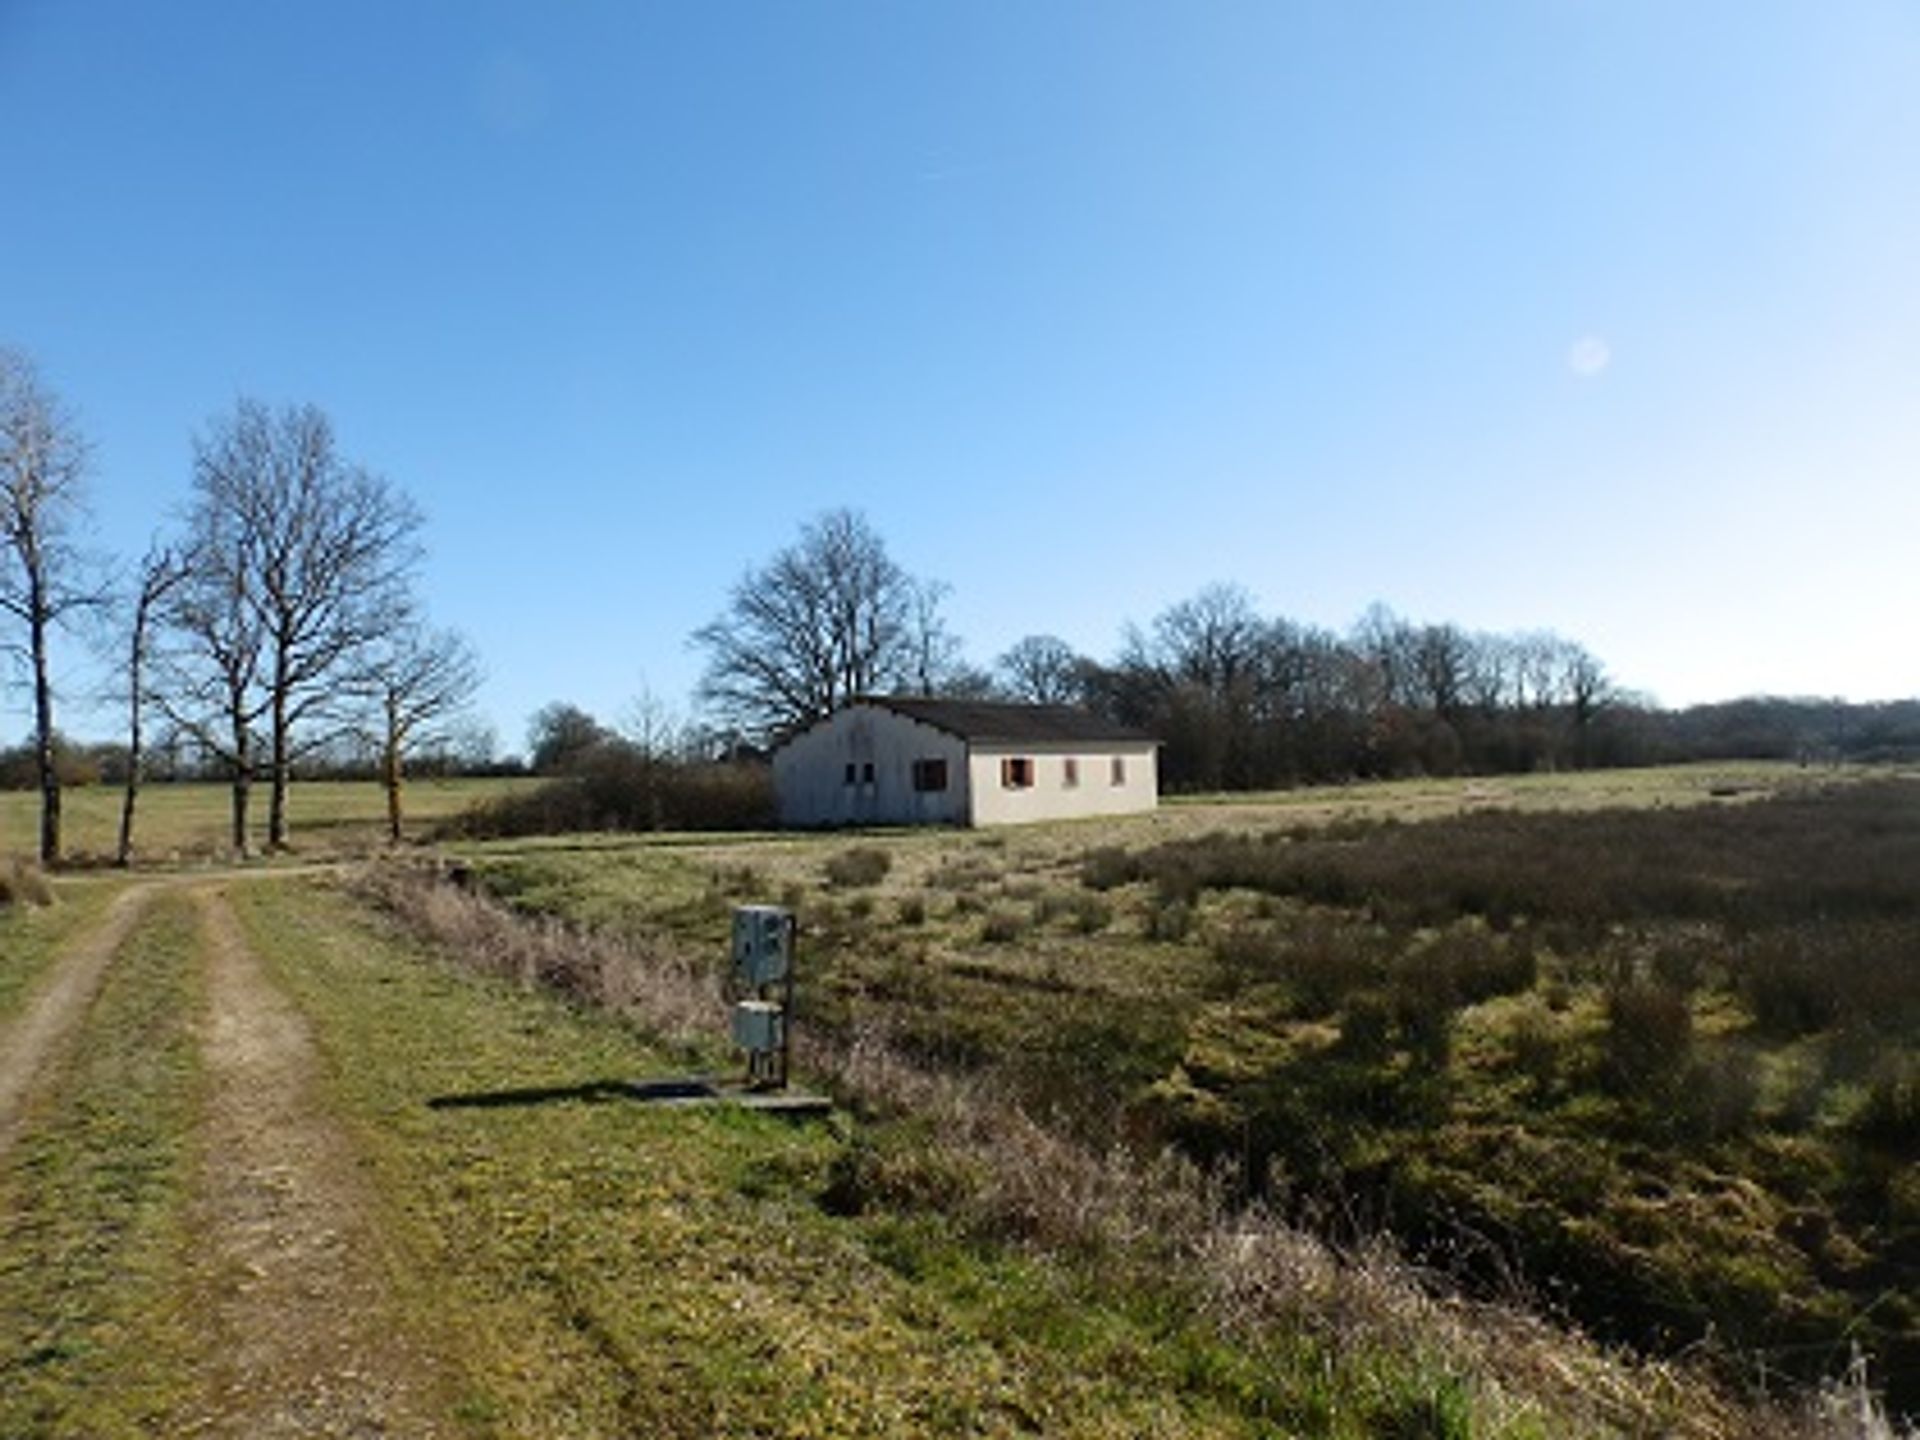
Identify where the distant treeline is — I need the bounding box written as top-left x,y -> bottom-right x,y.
1037,592 -> 1920,790
1091,684 -> 1920,793
8,691 -> 1913,801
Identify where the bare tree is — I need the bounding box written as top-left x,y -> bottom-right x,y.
154,497 -> 270,855
115,541 -> 187,866
996,633 -> 1088,705
364,620 -> 480,842
903,576 -> 962,696
188,399 -> 421,850
0,348 -> 97,865
693,509 -> 946,744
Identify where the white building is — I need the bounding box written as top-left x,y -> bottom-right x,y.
772,697 -> 1159,828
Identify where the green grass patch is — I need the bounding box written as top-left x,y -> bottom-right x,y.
230,878 -> 1559,1438
0,880 -> 117,1026
0,889 -> 205,1437
0,777 -> 535,864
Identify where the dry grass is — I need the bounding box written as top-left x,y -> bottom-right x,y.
0,855 -> 53,908
352,861 -> 723,1056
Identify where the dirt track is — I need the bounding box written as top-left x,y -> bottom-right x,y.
3,875 -> 444,1435
180,886 -> 444,1437
0,883 -> 154,1159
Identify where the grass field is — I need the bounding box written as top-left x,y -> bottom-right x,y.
0,776 -> 534,864
438,761 -> 1918,1422
2,760 -> 1910,1435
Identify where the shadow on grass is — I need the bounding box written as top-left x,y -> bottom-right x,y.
427,1077 -> 719,1109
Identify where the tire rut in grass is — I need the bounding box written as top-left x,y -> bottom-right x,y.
0,882 -> 154,1160
184,886 -> 447,1438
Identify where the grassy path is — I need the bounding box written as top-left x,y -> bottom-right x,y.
1,879 -> 452,1437
0,884 -> 155,1160
180,886 -> 450,1437
0,887 -> 203,1436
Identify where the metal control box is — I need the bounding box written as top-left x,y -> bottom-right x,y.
731,999 -> 785,1054
731,905 -> 792,987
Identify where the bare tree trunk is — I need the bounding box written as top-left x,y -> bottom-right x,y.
116,706 -> 140,867
268,667 -> 290,850
384,741 -> 403,843
229,705 -> 252,858
31,587 -> 59,866
117,550 -> 176,868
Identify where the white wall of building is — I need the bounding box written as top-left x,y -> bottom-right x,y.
965,742 -> 1159,827
772,705 -> 971,827
774,703 -> 1160,829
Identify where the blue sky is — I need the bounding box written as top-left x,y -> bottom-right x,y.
3,2 -> 1917,752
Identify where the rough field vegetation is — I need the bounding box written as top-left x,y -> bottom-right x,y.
448,764 -> 1919,1426
1,763 -> 1912,1437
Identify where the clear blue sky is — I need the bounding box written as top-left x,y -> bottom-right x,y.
4,2 -> 1916,752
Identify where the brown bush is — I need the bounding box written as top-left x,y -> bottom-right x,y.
0,856 -> 53,909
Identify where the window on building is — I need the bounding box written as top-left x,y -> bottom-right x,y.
844,762 -> 857,785
1001,756 -> 1034,789
1062,757 -> 1080,788
1110,756 -> 1127,786
912,758 -> 948,792
861,761 -> 875,784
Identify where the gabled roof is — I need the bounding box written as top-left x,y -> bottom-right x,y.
855,696 -> 1155,746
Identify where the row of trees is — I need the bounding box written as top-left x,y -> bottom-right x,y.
688,510 -> 1636,788
691,509 -> 1919,789
1,347 -> 478,863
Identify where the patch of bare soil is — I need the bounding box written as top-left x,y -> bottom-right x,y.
181,887 -> 446,1438
0,883 -> 154,1160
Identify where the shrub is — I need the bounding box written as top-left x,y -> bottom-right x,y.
824,846 -> 892,889
0,856 -> 53,909
1216,917 -> 1390,1017
1143,896 -> 1192,943
1080,845 -> 1138,891
1069,893 -> 1113,935
1672,1042 -> 1762,1140
979,907 -> 1028,944
1338,990 -> 1397,1061
1505,1001 -> 1566,1095
449,750 -> 774,836
1602,979 -> 1694,1096
895,893 -> 928,926
1853,1052 -> 1920,1147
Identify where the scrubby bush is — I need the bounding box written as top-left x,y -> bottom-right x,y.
1602,979 -> 1694,1096
1672,1042 -> 1762,1140
0,856 -> 54,908
1853,1052 -> 1920,1147
1143,895 -> 1193,943
449,748 -> 773,836
1079,845 -> 1138,891
979,906 -> 1028,944
1504,1000 -> 1567,1096
824,846 -> 892,888
1068,893 -> 1113,935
